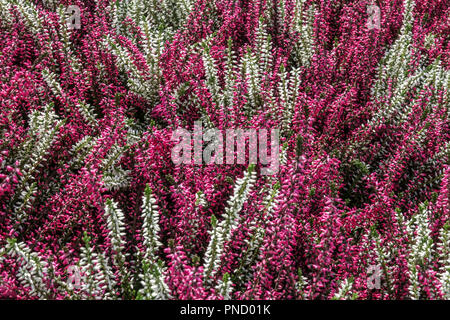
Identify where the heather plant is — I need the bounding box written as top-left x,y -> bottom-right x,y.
0,0 -> 448,300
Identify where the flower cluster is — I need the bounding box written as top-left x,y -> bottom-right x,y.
0,0 -> 449,299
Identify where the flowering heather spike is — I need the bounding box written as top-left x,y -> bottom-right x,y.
372,231 -> 393,296
233,181 -> 280,286
104,198 -> 131,296
5,239 -> 50,299
105,199 -> 126,260
215,272 -> 232,299
0,0 -> 13,25
14,0 -> 44,34
291,0 -> 316,67
332,277 -> 354,300
11,104 -> 64,230
202,45 -> 221,107
254,17 -> 272,78
438,223 -> 450,298
406,203 -> 435,299
295,268 -> 308,300
138,258 -> 171,300
135,185 -> 171,299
